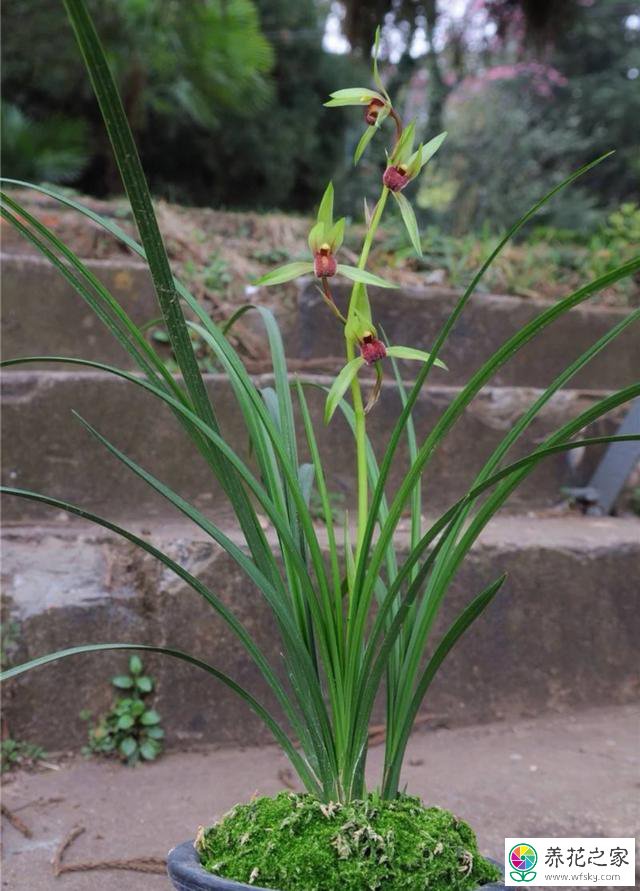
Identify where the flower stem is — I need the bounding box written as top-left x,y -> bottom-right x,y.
348,187 -> 390,558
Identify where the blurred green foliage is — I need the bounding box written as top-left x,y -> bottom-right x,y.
384,203 -> 640,305
1,0 -> 360,210
417,0 -> 639,233
1,0 -> 637,229
1,102 -> 90,182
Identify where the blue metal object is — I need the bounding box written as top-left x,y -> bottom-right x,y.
566,398 -> 640,515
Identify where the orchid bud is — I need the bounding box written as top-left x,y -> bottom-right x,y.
383,164 -> 410,192
360,332 -> 387,365
364,98 -> 385,126
314,244 -> 337,278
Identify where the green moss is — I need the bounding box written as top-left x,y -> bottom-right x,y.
197,792 -> 501,890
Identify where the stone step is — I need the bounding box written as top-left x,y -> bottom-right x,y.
1,253 -> 161,369
293,281 -> 639,389
2,253 -> 638,389
0,370 -> 623,521
2,516 -> 638,750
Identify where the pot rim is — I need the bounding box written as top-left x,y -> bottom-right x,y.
167,839 -> 506,891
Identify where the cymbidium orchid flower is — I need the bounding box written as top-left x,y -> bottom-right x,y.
382,126 -> 448,256
325,329 -> 447,422
324,27 -> 398,164
255,183 -> 397,292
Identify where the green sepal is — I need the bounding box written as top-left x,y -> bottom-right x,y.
325,88 -> 385,106
308,221 -> 325,253
344,308 -> 375,347
317,182 -> 334,228
385,345 -> 447,370
392,191 -> 422,257
255,261 -> 314,286
336,264 -> 397,289
372,26 -> 390,102
390,121 -> 416,165
325,357 -> 365,424
354,126 -> 377,165
420,131 -> 447,167
406,143 -> 423,179
345,283 -> 373,343
327,218 -> 345,252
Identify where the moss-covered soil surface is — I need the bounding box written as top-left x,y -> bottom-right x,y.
197,791 -> 501,890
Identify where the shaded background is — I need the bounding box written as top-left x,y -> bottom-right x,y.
2,0 -> 639,233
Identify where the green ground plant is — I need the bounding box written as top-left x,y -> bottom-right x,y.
0,2 -> 638,887
0,738 -> 47,774
385,204 -> 640,305
80,655 -> 164,766
0,616 -> 47,773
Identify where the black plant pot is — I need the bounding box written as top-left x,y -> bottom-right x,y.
167,840 -> 506,891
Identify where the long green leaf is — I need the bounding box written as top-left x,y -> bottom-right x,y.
0,482 -> 321,777
382,575 -> 506,796
348,429 -> 640,779
0,641 -> 318,792
65,407 -> 337,782
61,0 -> 274,587
0,195 -> 181,400
388,386 -> 640,744
352,151 -> 616,619
354,254 -> 640,664
417,305 -> 640,680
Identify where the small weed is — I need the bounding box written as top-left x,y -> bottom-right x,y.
203,254 -> 231,291
1,738 -> 46,773
0,617 -> 21,669
81,655 -> 164,766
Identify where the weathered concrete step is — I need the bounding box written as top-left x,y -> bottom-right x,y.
2,516 -> 638,749
1,253 -> 161,369
2,253 -> 638,389
293,281 -> 640,389
1,371 -> 623,520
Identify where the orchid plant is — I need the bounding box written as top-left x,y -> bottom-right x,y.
1,2 -> 639,810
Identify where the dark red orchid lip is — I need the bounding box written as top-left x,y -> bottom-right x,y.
314,249 -> 337,278
382,164 -> 410,192
365,98 -> 385,126
360,333 -> 387,365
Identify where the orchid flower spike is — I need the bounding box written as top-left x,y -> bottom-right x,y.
382,128 -> 448,257
325,27 -> 396,164
383,126 -> 448,194
254,183 -> 398,291
325,328 -> 448,423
